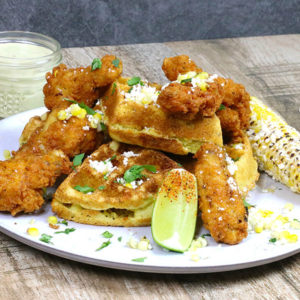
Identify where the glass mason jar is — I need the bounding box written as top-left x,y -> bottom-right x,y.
0,31 -> 62,118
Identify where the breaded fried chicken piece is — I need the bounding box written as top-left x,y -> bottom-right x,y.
194,143 -> 248,245
157,81 -> 223,120
44,54 -> 123,110
0,150 -> 71,215
215,78 -> 251,143
162,55 -> 202,81
14,108 -> 104,158
161,55 -> 251,143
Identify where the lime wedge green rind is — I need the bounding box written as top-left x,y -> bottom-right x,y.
151,168 -> 198,253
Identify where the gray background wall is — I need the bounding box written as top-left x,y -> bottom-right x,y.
0,0 -> 299,48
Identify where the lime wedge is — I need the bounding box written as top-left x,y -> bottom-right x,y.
151,168 -> 198,252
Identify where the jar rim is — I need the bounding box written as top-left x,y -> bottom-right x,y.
0,31 -> 61,65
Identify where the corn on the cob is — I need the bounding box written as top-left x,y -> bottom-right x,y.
247,96 -> 300,193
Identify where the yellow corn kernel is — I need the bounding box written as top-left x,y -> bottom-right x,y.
27,227 -> 39,237
54,70 -> 58,77
190,253 -> 200,262
276,215 -> 289,224
3,150 -> 11,160
48,216 -> 58,225
177,71 -> 197,82
286,234 -> 298,243
94,113 -> 102,121
254,226 -> 263,233
125,183 -> 133,189
196,72 -> 209,79
258,209 -> 273,218
199,81 -> 208,91
247,96 -> 300,193
290,220 -> 300,229
284,203 -> 294,211
137,240 -> 149,251
57,110 -> 67,120
127,237 -> 138,249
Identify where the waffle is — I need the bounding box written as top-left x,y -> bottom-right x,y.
99,78 -> 223,155
225,133 -> 259,196
52,141 -> 179,226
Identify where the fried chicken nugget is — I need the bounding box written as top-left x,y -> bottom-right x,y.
216,78 -> 251,142
0,150 -> 71,215
44,54 -> 123,110
14,108 -> 103,158
194,143 -> 248,244
157,81 -> 223,120
162,55 -> 202,81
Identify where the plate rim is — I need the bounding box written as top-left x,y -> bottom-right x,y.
0,108 -> 299,274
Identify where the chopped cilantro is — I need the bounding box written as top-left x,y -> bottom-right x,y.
177,162 -> 183,167
96,240 -> 111,251
55,228 -> 76,235
123,165 -> 156,183
132,257 -> 147,263
128,87 -> 133,93
127,76 -> 141,86
58,220 -> 68,226
200,233 -> 211,238
102,231 -> 113,238
118,236 -> 122,242
243,198 -> 255,209
64,98 -> 96,115
39,233 -> 53,244
73,185 -> 95,194
103,174 -> 109,180
73,153 -> 85,168
111,82 -> 117,95
269,238 -> 277,243
140,81 -> 144,86
112,58 -> 120,68
232,157 -> 240,162
100,122 -> 107,131
218,104 -> 226,111
98,185 -> 106,190
181,78 -> 192,84
91,58 -> 102,71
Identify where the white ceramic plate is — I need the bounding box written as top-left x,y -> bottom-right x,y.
0,108 -> 299,274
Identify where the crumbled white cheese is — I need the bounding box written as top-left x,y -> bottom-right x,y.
89,158 -> 116,177
124,81 -> 160,106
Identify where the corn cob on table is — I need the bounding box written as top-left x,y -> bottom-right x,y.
247,97 -> 300,193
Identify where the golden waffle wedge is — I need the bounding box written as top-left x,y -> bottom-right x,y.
52,141 -> 179,226
98,77 -> 223,155
225,133 -> 259,197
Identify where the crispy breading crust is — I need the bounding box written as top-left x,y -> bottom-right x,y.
194,143 -> 248,245
0,151 -> 71,216
157,82 -> 223,120
162,55 -> 202,81
15,108 -> 103,158
43,54 -> 123,110
161,55 -> 251,143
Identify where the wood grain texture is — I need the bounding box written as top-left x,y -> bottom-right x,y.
0,35 -> 299,300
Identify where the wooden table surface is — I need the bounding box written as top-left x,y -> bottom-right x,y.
0,34 -> 299,300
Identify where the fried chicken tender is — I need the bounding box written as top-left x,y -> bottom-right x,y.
194,143 -> 248,244
0,150 -> 71,215
162,55 -> 202,81
215,78 -> 251,143
161,55 -> 251,143
44,54 -> 123,110
14,109 -> 103,158
157,82 -> 223,120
